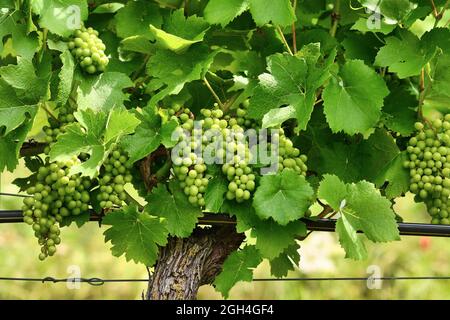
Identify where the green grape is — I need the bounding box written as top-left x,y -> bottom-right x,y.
97,145 -> 132,209
406,115 -> 450,225
68,26 -> 109,74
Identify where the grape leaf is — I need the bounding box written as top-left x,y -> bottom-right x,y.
336,211 -> 368,260
318,175 -> 400,260
115,0 -> 162,39
60,211 -> 90,228
269,243 -> 300,278
56,50 -> 75,106
149,9 -> 210,53
322,59 -> 389,135
32,0 -> 88,37
146,181 -> 202,237
304,111 -> 400,183
221,200 -> 260,233
249,43 -> 334,131
49,108 -> 139,177
146,45 -> 217,106
0,57 -> 50,103
252,218 -> 306,259
375,30 -> 437,78
0,119 -> 34,172
92,3 -> 124,14
121,107 -> 178,163
248,0 -> 295,27
261,106 -> 295,128
425,53 -> 450,105
374,152 -> 410,199
0,80 -> 37,136
382,83 -> 416,136
204,0 -> 249,27
204,173 -> 228,213
76,72 -> 133,112
214,245 -> 262,299
103,205 -> 169,266
253,169 -> 314,225
351,18 -> 396,35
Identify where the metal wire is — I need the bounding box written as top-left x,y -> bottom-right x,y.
0,276 -> 449,286
1,210 -> 450,237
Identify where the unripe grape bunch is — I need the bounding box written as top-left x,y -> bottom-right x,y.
67,26 -> 109,74
404,115 -> 450,225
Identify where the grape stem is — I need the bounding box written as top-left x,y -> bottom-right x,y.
329,0 -> 341,37
276,26 -> 294,56
291,0 -> 298,54
40,102 -> 60,123
203,77 -> 224,109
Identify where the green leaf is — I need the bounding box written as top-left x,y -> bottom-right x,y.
374,152 -> 410,198
204,0 -> 249,27
253,169 -> 314,225
336,211 -> 368,260
214,246 -> 262,299
56,50 -> 75,106
146,181 -> 202,237
252,219 -> 306,259
149,9 -> 209,53
269,243 -> 300,278
322,59 -> 389,135
60,211 -> 90,228
103,205 -> 169,266
249,44 -> 334,131
76,72 -> 133,112
49,108 -> 139,177
0,80 -> 37,135
120,36 -> 155,54
425,53 -> 450,105
382,83 -> 416,136
351,18 -> 396,35
104,108 -> 141,143
375,30 -> 437,78
221,200 -> 260,233
317,174 -> 348,210
204,173 -> 228,213
146,45 -> 217,106
305,122 -> 401,184
121,107 -> 177,163
33,0 -> 88,37
261,105 -> 295,128
0,119 -> 34,172
248,0 -> 295,27
92,3 -> 124,14
342,32 -> 379,65
115,0 -> 162,39
318,175 -> 400,260
0,57 -> 49,103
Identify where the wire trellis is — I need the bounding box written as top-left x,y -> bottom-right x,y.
0,276 -> 450,286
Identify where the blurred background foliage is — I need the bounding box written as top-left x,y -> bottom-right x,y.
1,161 -> 449,299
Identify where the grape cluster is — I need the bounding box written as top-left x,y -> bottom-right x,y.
68,26 -> 109,74
97,144 -> 133,209
276,129 -> 308,176
404,116 -> 450,225
200,106 -> 257,202
42,103 -> 77,147
225,100 -> 257,130
22,158 -> 92,260
170,107 -> 208,206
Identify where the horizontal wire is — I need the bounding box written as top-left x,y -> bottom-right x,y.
0,276 -> 450,286
2,210 -> 450,237
0,192 -> 33,198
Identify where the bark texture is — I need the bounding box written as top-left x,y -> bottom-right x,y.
146,225 -> 244,300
